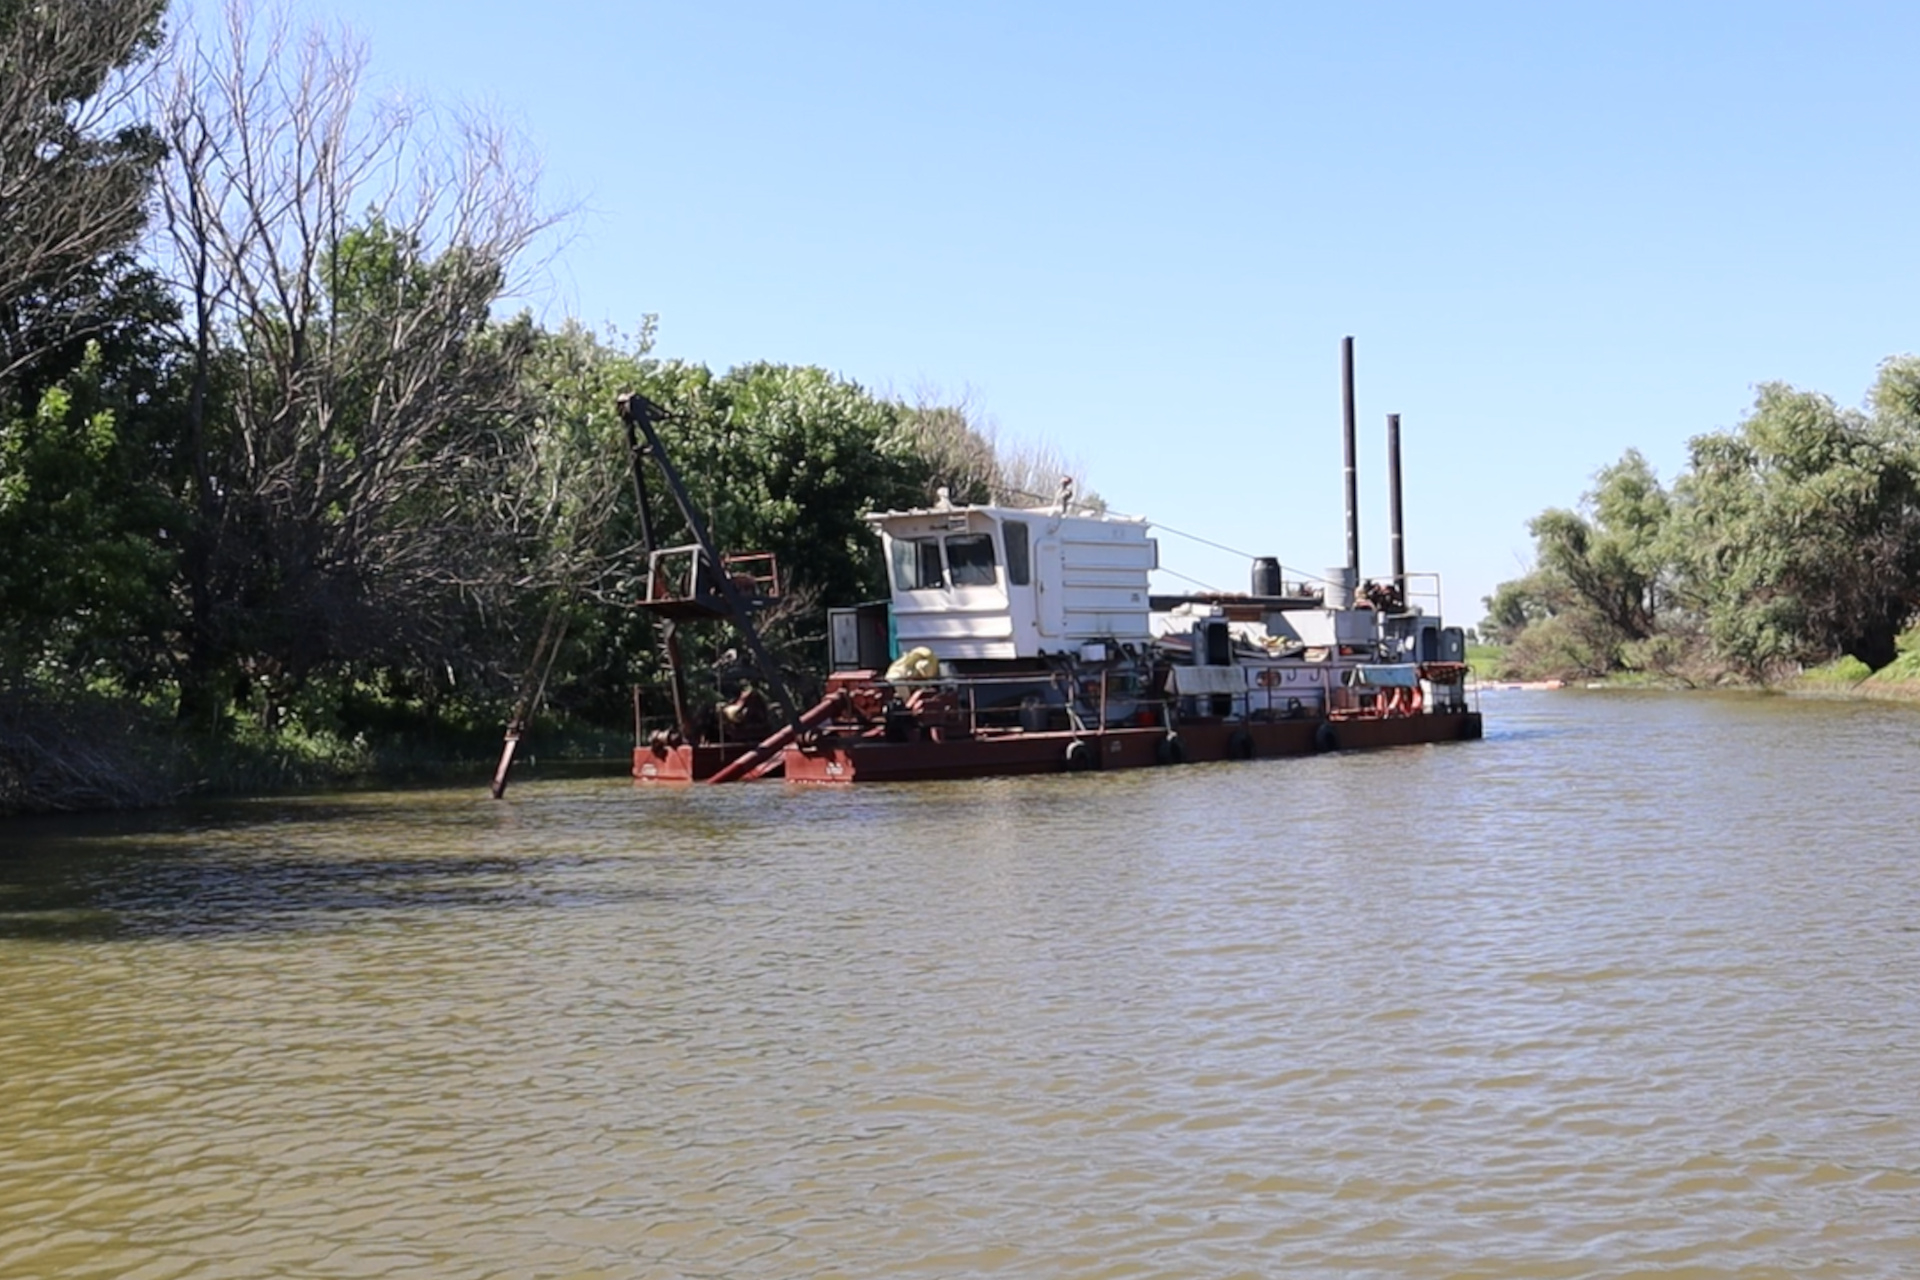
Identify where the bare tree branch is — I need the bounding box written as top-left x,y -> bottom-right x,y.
0,0 -> 165,385
149,0 -> 572,711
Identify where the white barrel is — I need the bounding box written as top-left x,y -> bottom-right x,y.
1323,566 -> 1357,610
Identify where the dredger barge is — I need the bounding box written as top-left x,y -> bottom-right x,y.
621,338 -> 1481,786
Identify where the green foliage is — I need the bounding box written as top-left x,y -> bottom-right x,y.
0,7 -> 1080,810
1480,450 -> 1674,676
1487,359 -> 1920,684
1479,572 -> 1553,646
638,361 -> 940,609
532,356 -> 957,724
0,0 -> 179,708
1496,611 -> 1615,681
1799,655 -> 1873,686
0,336 -> 180,689
1674,371 -> 1920,675
1870,651 -> 1920,685
165,209 -> 551,735
1857,624 -> 1920,686
1528,448 -> 1670,643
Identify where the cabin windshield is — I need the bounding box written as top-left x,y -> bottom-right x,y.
888,528 -> 1006,592
945,533 -> 998,587
891,536 -> 944,591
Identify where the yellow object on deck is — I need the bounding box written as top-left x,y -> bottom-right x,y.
885,647 -> 939,681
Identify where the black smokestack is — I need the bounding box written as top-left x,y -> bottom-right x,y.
1387,411 -> 1405,600
1341,336 -> 1359,586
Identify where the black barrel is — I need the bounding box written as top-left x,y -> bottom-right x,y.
1251,556 -> 1283,597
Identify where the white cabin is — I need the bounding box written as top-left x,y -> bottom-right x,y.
868,502 -> 1158,660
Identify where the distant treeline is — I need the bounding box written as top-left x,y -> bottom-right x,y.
0,1 -> 1071,814
1484,358 -> 1920,685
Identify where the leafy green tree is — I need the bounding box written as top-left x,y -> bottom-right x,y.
1673,373 -> 1920,674
1479,571 -> 1555,646
0,0 -> 179,694
1529,449 -> 1670,644
666,362 -> 940,609
0,332 -> 183,687
1483,450 -> 1676,677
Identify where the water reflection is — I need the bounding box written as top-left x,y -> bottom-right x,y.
0,787 -> 798,940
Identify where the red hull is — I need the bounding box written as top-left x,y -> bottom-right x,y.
632,742 -> 770,783
781,710 -> 1483,784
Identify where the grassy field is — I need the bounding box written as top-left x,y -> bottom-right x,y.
1465,643 -> 1504,680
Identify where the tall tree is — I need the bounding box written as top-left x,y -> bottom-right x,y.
0,0 -> 180,688
1528,449 -> 1671,644
150,0 -> 560,724
0,0 -> 165,388
1674,374 -> 1920,674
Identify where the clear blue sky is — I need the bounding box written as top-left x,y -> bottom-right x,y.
280,0 -> 1917,623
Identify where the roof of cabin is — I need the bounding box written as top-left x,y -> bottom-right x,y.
865,501 -> 1146,526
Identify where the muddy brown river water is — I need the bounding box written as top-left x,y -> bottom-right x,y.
3,689 -> 1919,1278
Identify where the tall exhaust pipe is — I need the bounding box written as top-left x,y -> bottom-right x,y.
1341,336 -> 1359,588
1387,411 -> 1406,601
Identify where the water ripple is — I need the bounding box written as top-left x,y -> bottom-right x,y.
4,691 -> 1920,1276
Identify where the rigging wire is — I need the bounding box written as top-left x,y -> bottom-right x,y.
993,484 -> 1261,564
1156,566 -> 1227,593
979,484 -> 1344,591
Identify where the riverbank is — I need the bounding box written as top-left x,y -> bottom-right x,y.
1780,673 -> 1920,703
1468,636 -> 1920,706
15,648 -> 1917,818
0,690 -> 627,819
1468,666 -> 1920,705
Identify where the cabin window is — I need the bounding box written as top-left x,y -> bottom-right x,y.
945,533 -> 998,587
891,536 -> 944,590
1003,520 -> 1031,585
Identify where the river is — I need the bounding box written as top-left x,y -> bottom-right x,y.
3,689 -> 1919,1278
